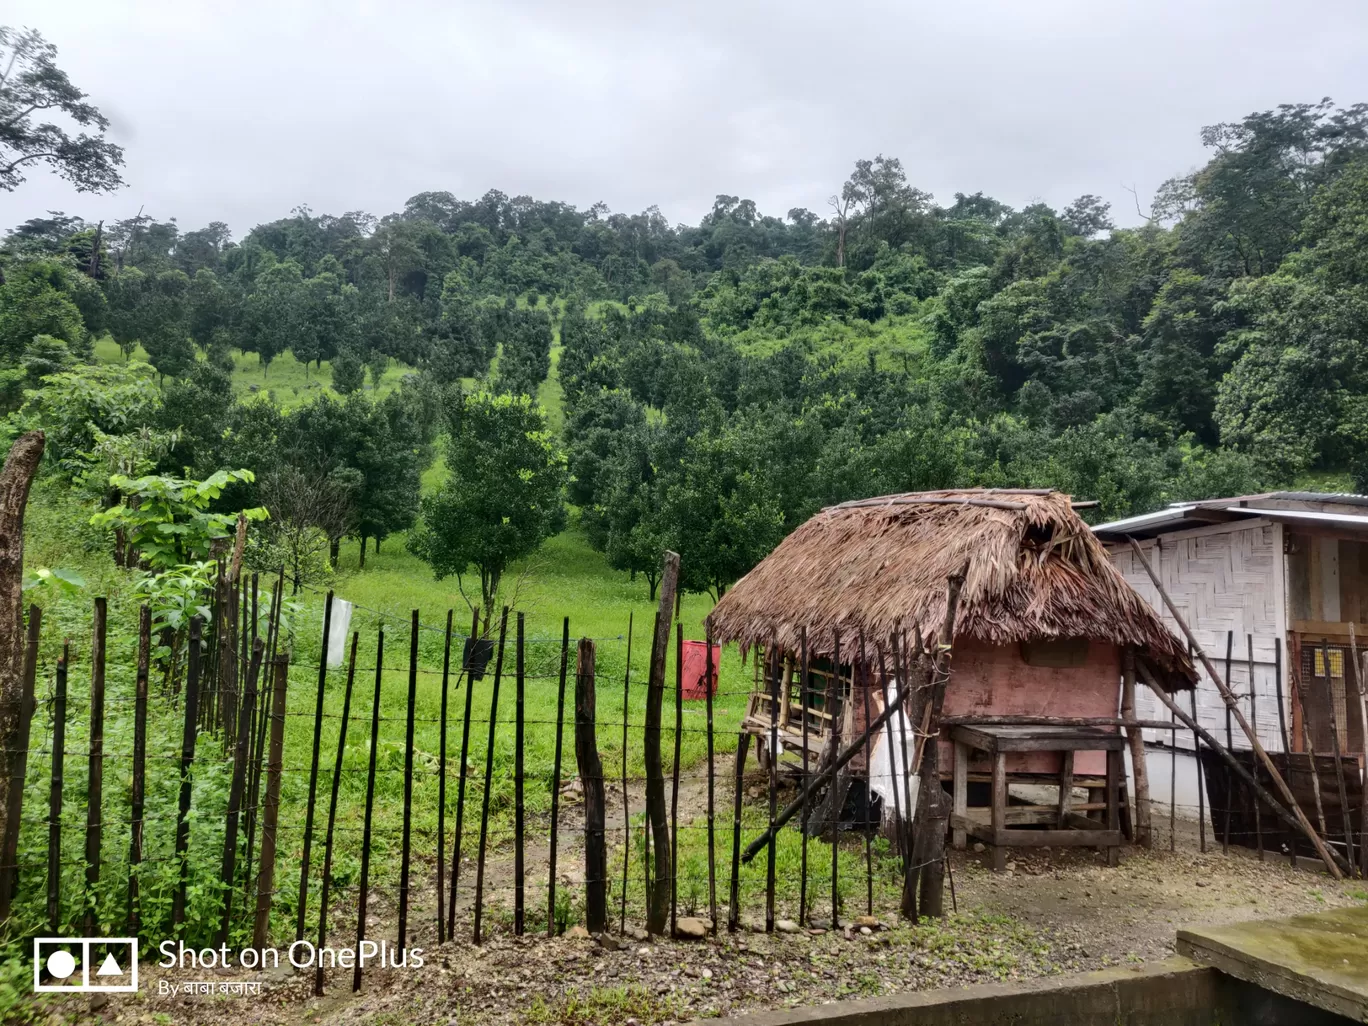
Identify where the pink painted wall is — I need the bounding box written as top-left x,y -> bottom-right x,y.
940,638 -> 1121,777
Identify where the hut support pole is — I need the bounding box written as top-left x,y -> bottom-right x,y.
1126,539 -> 1344,880
1136,659 -> 1351,877
1120,648 -> 1151,847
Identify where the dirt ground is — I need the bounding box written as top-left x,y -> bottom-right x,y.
45,789 -> 1368,1026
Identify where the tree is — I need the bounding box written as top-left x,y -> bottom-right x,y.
409,391 -> 565,621
331,347 -> 364,394
257,466 -> 357,587
0,27 -> 125,193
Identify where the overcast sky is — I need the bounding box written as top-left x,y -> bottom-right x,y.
4,0 -> 1368,239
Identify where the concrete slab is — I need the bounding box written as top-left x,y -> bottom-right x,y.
1177,905 -> 1368,1023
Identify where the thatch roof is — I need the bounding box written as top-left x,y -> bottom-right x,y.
705,489 -> 1195,690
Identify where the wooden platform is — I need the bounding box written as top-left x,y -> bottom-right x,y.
951,724 -> 1125,871
1177,905 -> 1368,1022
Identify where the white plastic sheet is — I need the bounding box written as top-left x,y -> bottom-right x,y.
325,598 -> 353,667
867,680 -> 919,827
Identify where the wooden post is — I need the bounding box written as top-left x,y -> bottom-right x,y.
127,606 -> 149,933
172,617 -> 203,930
1276,637 -> 1296,869
1224,631 -> 1234,853
830,635 -> 841,926
858,646 -> 873,916
671,622 -> 683,936
891,634 -> 917,905
437,610 -> 452,945
619,614 -> 633,934
0,605 -> 40,924
577,638 -> 607,934
797,627 -> 809,926
1245,636 -> 1263,861
0,431 -> 45,895
727,732 -> 749,932
914,574 -> 966,918
876,642 -> 906,867
1120,648 -> 1151,847
1321,644 -> 1354,871
548,617 -> 569,937
1126,540 -> 1346,878
644,551 -> 679,934
352,632 -> 382,990
1136,658 -> 1352,876
244,576 -> 283,902
447,610 -> 480,937
765,646 -> 778,933
472,608 -> 508,945
47,643 -> 68,932
1350,625 -> 1368,879
218,638 -> 263,946
82,597 -> 106,935
514,613 -> 526,936
296,591 -> 334,940
397,610 -> 419,950
705,625 -> 717,933
314,633 -> 357,996
253,653 -> 289,950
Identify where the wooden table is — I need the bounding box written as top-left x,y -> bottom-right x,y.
949,724 -> 1125,872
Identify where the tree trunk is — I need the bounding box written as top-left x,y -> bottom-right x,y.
329,536 -> 340,566
644,550 -> 680,934
575,639 -> 606,933
0,431 -> 46,866
359,536 -> 367,569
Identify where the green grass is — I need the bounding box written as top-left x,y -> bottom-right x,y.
92,336 -> 413,409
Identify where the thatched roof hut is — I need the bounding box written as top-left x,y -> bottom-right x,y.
706,488 -> 1195,690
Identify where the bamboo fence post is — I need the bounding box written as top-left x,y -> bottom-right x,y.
437,610 -> 452,945
548,617 -> 569,937
644,552 -> 679,934
1169,709 -> 1177,853
1247,635 -> 1264,861
252,653 -> 289,950
1126,539 -> 1346,878
705,625 -> 717,934
514,613 -> 526,936
1276,638 -> 1295,869
728,730 -> 749,932
314,633 -> 357,996
618,614 -> 632,934
1223,631 -> 1234,853
1300,680 -> 1330,842
0,605 -> 40,923
830,634 -> 841,926
875,642 -> 904,876
397,610 -> 419,950
797,627 -> 809,926
858,640 -> 873,916
765,647 -> 778,933
577,638 -> 607,934
1351,624 -> 1368,879
472,607 -> 508,945
296,591 -> 335,940
671,622 -> 683,937
244,576 -> 283,902
1322,643 -> 1354,870
128,606 -> 149,933
891,633 -> 917,914
172,618 -> 203,930
83,597 -> 106,935
47,643 -> 68,932
218,638 -> 263,946
352,631 -> 383,990
1136,658 -> 1351,870
1120,648 -> 1151,847
447,611 -> 480,937
1191,676 -> 1205,854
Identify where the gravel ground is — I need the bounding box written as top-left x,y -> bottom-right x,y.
51,814 -> 1367,1026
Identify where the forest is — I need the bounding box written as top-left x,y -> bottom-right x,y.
5,24 -> 1368,610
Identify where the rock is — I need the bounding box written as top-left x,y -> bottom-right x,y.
89,995 -> 109,1012
565,925 -> 590,940
854,915 -> 879,929
594,933 -> 624,951
702,968 -> 713,979
675,917 -> 709,939
807,928 -> 827,936
972,842 -> 986,853
1006,861 -> 1017,872
859,926 -> 872,937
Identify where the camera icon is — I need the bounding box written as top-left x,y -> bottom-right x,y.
33,937 -> 138,993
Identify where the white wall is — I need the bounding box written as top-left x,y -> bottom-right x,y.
1109,522 -> 1292,754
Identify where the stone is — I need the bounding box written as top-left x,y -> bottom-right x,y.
594,933 -> 623,951
775,919 -> 800,933
629,927 -> 650,941
807,917 -> 832,930
565,925 -> 590,940
807,928 -> 827,936
859,926 -> 872,937
1006,861 -> 1017,872
676,917 -> 709,939
702,968 -> 713,980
